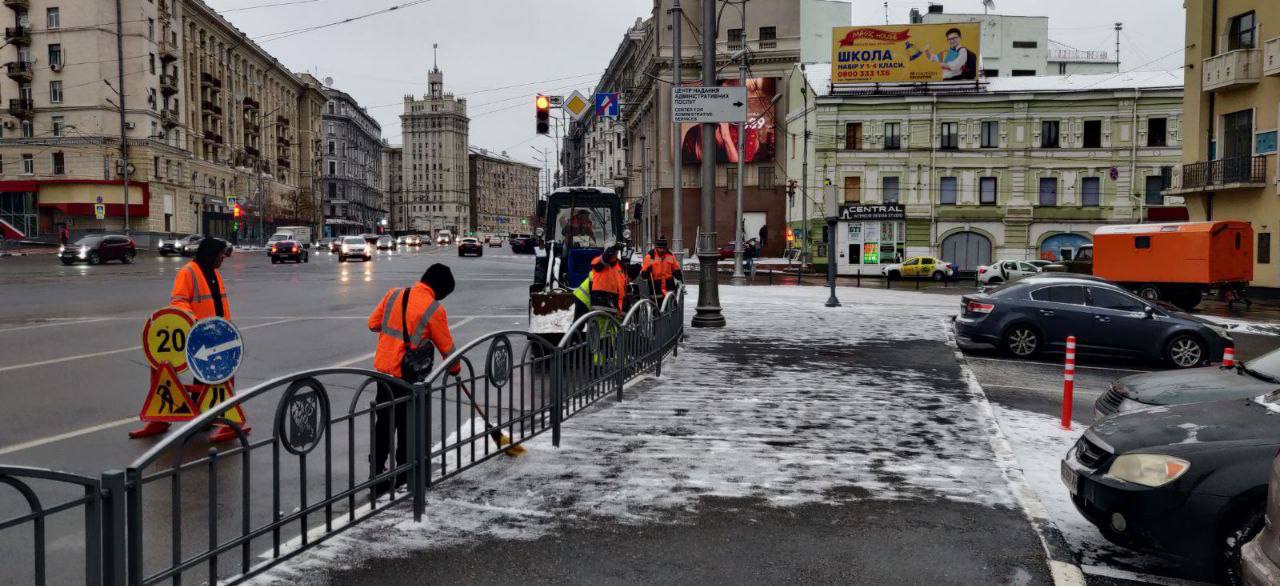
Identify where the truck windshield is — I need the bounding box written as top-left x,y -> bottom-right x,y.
556,206 -> 616,248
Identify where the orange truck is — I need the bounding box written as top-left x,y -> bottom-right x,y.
1053,221 -> 1253,311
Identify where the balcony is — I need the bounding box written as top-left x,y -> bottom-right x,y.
277,157 -> 291,169
276,115 -> 290,126
201,100 -> 222,118
1265,37 -> 1280,77
158,39 -> 178,62
4,61 -> 31,82
245,122 -> 259,137
242,96 -> 259,111
245,145 -> 259,158
1167,156 -> 1268,194
3,0 -> 29,9
4,26 -> 29,46
276,135 -> 290,147
1203,48 -> 1262,92
202,130 -> 223,145
160,108 -> 179,128
159,73 -> 178,95
7,98 -> 31,118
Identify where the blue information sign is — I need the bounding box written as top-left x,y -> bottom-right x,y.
594,92 -> 619,118
186,317 -> 243,384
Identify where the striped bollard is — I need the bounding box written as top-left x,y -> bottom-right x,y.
1061,336 -> 1076,430
1222,347 -> 1236,367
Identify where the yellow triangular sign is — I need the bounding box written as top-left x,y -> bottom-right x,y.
195,379 -> 246,425
139,363 -> 197,422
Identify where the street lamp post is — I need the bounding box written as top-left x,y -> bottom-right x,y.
692,0 -> 725,328
731,0 -> 748,281
669,0 -> 683,260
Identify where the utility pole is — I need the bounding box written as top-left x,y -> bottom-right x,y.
692,0 -> 725,328
115,0 -> 130,235
1114,22 -> 1122,67
824,159 -> 840,307
731,0 -> 748,281
799,69 -> 809,286
640,134 -> 649,248
669,0 -> 683,259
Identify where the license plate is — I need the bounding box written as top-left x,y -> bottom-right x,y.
1061,461 -> 1079,496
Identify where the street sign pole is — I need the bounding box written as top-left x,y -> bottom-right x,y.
692,0 -> 725,328
670,0 -> 683,261
732,0 -> 749,282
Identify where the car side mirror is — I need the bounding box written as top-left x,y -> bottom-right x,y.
1142,306 -> 1155,319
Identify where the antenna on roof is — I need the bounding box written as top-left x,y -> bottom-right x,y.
433,43 -> 439,71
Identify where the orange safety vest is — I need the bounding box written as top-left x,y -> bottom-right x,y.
170,261 -> 230,320
589,256 -> 629,315
641,250 -> 680,295
368,283 -> 455,378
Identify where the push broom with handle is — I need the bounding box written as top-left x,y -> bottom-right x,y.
453,376 -> 527,457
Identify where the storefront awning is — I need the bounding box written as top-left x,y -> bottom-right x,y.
1,179 -> 151,218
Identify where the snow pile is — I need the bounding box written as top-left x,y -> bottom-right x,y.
253,286 -> 1019,582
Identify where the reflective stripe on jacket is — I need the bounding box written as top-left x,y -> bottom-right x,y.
367,283 -> 455,378
170,262 -> 229,320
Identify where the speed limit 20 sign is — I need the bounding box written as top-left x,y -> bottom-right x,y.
142,307 -> 195,372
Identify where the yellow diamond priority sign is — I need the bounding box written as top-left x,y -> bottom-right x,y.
564,90 -> 590,121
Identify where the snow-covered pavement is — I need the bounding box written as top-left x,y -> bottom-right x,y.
253,286 -> 1063,584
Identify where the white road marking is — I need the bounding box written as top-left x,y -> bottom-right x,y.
0,318 -> 113,334
1081,564 -> 1216,586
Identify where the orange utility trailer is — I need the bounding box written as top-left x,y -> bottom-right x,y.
1091,221 -> 1253,310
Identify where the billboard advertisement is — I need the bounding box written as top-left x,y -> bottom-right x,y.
831,23 -> 981,84
678,77 -> 776,165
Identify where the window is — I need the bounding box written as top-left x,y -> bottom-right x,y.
1012,70 -> 1037,77
1081,177 -> 1100,207
1038,177 -> 1058,206
1083,120 -> 1102,148
981,121 -> 998,148
46,7 -> 59,29
1228,11 -> 1256,51
759,26 -> 776,48
982,69 -> 999,78
882,176 -> 900,203
1147,118 -> 1167,147
51,152 -> 63,175
1012,41 -> 1038,49
1030,285 -> 1087,305
980,177 -> 997,205
727,28 -> 743,49
939,176 -> 958,205
1260,233 -> 1271,264
1144,176 -> 1165,206
48,44 -> 61,68
1089,288 -> 1145,312
1135,236 -> 1151,249
328,161 -> 336,175
149,54 -> 155,74
1041,121 -> 1060,148
844,122 -> 862,150
881,122 -> 901,150
725,167 -> 736,188
21,119 -> 32,138
21,154 -> 33,175
147,18 -> 154,41
327,141 -> 335,155
49,80 -> 62,104
51,115 -> 63,137
758,166 -> 774,188
940,122 -> 959,149
843,176 -> 861,203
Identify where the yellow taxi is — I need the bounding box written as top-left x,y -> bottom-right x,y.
882,256 -> 956,280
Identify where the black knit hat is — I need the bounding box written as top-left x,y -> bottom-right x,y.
420,263 -> 455,300
194,237 -> 227,270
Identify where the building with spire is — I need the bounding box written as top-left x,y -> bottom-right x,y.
392,46 -> 470,237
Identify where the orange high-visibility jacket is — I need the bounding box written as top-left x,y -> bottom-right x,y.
589,256 -> 629,315
367,283 -> 455,378
170,261 -> 229,320
641,250 -> 680,295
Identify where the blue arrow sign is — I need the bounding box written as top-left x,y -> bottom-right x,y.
186,317 -> 243,384
594,92 -> 619,118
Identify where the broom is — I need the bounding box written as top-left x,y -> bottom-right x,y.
455,378 -> 527,457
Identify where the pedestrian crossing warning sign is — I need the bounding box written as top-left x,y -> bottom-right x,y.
139,363 -> 197,422
194,379 -> 246,425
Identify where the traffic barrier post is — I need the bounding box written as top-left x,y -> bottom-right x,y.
1223,347 -> 1236,367
1061,336 -> 1076,430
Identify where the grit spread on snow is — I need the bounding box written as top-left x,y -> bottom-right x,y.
252,286 -> 1023,583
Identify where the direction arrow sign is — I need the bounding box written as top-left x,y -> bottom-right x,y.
594,92 -> 619,118
186,317 -> 243,384
672,86 -> 747,123
564,90 -> 591,121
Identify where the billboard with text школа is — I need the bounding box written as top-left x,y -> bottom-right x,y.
832,23 -> 981,84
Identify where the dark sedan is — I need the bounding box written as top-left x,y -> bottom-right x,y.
1062,394 -> 1280,582
1095,350 -> 1280,420
955,275 -> 1232,368
269,240 -> 308,264
510,233 -> 536,254
59,235 -> 136,265
457,237 -> 483,257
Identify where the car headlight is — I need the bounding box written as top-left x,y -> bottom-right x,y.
58,245 -> 65,253
78,246 -> 89,258
1105,454 -> 1190,487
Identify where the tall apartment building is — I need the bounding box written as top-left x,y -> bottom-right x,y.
468,146 -> 538,235
915,4 -> 1119,77
382,144 -> 402,233
1168,1 -> 1280,287
321,83 -> 384,237
0,0 -> 326,244
395,63 -> 469,237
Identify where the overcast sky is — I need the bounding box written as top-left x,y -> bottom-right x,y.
204,0 -> 1185,171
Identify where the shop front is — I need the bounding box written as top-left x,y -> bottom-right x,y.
0,180 -> 149,239
834,204 -> 908,276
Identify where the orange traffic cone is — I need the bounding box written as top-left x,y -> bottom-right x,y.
208,424 -> 251,443
1223,347 -> 1236,367
128,421 -> 170,439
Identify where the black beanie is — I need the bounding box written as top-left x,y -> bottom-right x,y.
420,263 -> 455,300
194,237 -> 227,270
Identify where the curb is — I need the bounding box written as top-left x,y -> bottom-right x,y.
945,321 -> 1086,586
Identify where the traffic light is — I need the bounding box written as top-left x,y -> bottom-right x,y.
535,95 -> 550,135
232,204 -> 243,219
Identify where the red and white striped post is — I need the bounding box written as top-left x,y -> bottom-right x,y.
1061,335 -> 1076,430
1222,347 -> 1236,367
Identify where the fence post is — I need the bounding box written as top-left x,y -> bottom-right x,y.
100,470 -> 127,586
410,382 -> 424,522
551,346 -> 563,447
125,468 -> 142,585
615,326 -> 627,402
1061,336 -> 1076,430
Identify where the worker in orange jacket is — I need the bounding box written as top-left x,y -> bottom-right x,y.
640,238 -> 682,297
131,237 -> 241,441
367,263 -> 459,494
582,245 -> 629,317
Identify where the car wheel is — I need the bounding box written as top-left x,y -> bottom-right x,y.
122,251 -> 135,264
932,271 -> 945,281
338,255 -> 346,263
1135,285 -> 1161,302
87,251 -> 100,265
303,254 -> 308,263
60,258 -> 73,266
887,270 -> 901,281
1218,506 -> 1264,585
1002,324 -> 1040,358
1165,334 -> 1206,368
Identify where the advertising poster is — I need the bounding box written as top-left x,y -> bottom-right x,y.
831,23 -> 981,84
678,77 -> 777,165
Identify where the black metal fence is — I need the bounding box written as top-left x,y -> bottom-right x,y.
1179,155 -> 1267,190
0,288 -> 685,585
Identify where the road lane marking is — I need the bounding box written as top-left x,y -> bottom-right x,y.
0,318 -> 114,334
962,355 -> 1153,374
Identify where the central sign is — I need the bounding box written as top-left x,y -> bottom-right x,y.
672,86 -> 747,123
839,203 -> 907,221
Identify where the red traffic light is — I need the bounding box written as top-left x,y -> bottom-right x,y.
233,204 -> 242,218
535,95 -> 550,110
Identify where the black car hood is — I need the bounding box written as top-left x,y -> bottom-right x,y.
1117,366 -> 1278,406
1091,396 -> 1280,453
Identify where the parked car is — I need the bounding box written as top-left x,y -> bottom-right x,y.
488,235 -> 503,248
458,237 -> 483,257
1094,349 -> 1276,420
1062,392 -> 1280,582
171,234 -> 204,256
955,275 -> 1232,368
510,233 -> 536,254
60,235 -> 136,265
407,235 -> 422,247
269,240 -> 308,264
977,259 -> 1042,285
882,256 -> 954,280
1242,453 -> 1280,585
376,235 -> 397,250
338,236 -> 371,262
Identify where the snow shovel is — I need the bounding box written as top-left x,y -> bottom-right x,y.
454,377 -> 527,457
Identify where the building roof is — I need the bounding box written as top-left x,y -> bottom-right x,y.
468,146 -> 540,170
803,63 -> 1182,97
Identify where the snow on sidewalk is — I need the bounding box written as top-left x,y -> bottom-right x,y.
253,286 -> 1031,583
